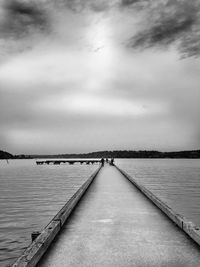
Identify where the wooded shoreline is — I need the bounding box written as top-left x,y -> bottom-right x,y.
1,149 -> 200,159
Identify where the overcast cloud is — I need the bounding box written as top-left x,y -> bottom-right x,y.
0,0 -> 200,154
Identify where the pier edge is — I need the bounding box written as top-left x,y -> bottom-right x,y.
12,165 -> 102,267
115,165 -> 200,247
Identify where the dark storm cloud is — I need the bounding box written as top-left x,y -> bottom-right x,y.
121,0 -> 141,6
128,0 -> 200,57
133,13 -> 195,47
0,0 -> 115,43
0,0 -> 50,38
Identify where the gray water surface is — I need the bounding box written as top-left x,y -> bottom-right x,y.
117,159 -> 200,227
0,159 -> 98,267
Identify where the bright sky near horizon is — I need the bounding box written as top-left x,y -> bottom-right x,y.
0,0 -> 200,154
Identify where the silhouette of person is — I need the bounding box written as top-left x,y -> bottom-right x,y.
101,158 -> 105,166
110,158 -> 114,165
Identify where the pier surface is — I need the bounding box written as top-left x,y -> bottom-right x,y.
39,165 -> 200,267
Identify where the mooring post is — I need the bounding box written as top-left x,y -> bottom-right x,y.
31,231 -> 41,242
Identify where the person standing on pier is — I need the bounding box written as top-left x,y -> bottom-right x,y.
101,158 -> 105,166
110,158 -> 114,166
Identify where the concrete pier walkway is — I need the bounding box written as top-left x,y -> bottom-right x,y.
39,165 -> 200,267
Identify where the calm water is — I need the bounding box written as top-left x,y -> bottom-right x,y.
117,159 -> 200,227
0,159 -> 98,267
1,159 -> 200,266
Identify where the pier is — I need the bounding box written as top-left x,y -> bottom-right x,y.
36,160 -> 101,165
13,164 -> 200,266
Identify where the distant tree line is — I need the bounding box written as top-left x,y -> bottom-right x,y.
0,150 -> 13,159
1,149 -> 200,159
29,150 -> 200,159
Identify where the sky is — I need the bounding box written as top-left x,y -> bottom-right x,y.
0,0 -> 200,154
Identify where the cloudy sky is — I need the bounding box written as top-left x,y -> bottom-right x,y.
0,0 -> 200,154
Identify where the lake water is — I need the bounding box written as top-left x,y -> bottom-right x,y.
0,159 -> 98,267
116,159 -> 200,226
1,159 -> 200,266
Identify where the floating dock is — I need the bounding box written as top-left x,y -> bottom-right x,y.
36,160 -> 101,165
13,164 -> 200,266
